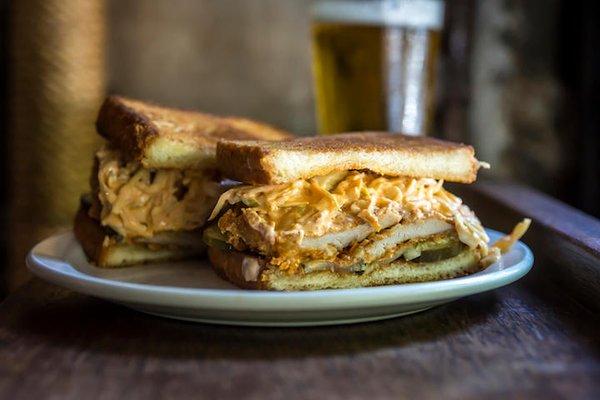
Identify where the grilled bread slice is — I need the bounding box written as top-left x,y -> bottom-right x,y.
96,95 -> 291,170
74,202 -> 204,268
207,246 -> 482,291
216,132 -> 482,184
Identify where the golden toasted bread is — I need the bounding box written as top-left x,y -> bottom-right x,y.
96,95 -> 292,169
216,132 -> 481,184
74,203 -> 204,268
207,246 -> 482,291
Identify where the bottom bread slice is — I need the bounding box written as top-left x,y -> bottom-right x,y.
74,204 -> 204,268
207,246 -> 483,291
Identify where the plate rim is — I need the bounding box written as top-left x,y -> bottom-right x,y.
26,229 -> 534,312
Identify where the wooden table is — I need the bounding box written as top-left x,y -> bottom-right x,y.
1,182 -> 599,399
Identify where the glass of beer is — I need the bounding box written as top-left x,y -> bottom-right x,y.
311,0 -> 444,136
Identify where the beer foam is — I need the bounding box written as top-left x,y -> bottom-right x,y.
312,0 -> 444,29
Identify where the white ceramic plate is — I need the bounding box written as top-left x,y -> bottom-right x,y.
27,229 -> 533,327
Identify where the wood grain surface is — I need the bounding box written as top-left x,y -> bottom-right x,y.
456,181 -> 600,309
0,277 -> 598,399
0,182 -> 599,399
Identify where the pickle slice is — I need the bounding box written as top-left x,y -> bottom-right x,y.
416,241 -> 464,262
242,198 -> 259,207
202,224 -> 233,250
311,171 -> 349,191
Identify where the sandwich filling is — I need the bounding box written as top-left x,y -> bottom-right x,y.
207,170 -> 518,275
89,145 -> 225,241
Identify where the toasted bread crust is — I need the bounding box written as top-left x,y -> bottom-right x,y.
217,143 -> 275,185
217,132 -> 481,184
96,95 -> 291,169
74,202 -> 108,265
207,247 -> 266,290
96,96 -> 158,166
208,246 -> 483,291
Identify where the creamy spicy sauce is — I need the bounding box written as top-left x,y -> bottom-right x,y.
211,171 -> 492,271
91,146 -> 224,238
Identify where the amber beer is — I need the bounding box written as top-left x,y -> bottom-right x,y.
312,0 -> 443,136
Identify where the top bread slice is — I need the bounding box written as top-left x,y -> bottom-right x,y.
217,132 -> 482,184
96,96 -> 291,169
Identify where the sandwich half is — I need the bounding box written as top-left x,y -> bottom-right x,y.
205,132 -> 529,290
74,95 -> 291,268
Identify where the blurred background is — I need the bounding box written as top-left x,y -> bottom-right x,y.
1,0 -> 598,295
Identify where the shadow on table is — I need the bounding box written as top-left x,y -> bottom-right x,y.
3,283 -> 501,360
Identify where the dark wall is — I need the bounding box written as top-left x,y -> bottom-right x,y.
107,0 -> 316,135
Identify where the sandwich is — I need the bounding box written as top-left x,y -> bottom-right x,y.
205,132 -> 530,290
74,95 -> 291,268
